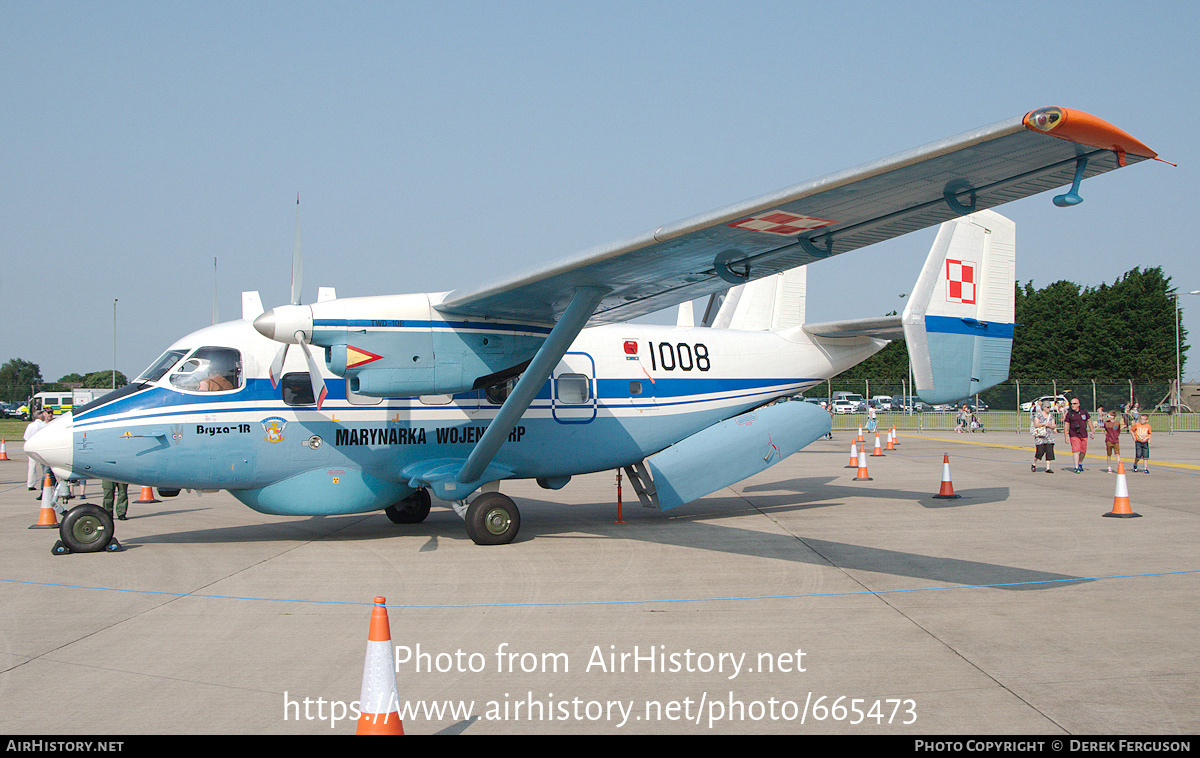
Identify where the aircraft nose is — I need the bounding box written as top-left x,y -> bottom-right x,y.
25,413 -> 74,473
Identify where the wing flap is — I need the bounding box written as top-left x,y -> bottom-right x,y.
438,108 -> 1154,326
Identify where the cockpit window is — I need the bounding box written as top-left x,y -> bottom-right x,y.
169,347 -> 242,392
137,349 -> 188,383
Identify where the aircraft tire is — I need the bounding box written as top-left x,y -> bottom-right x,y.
385,489 -> 431,524
59,505 -> 115,553
464,492 -> 520,546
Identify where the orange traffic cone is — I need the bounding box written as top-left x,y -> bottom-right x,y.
932,454 -> 960,499
885,429 -> 895,450
890,426 -> 899,446
845,442 -> 859,469
856,427 -> 865,446
357,597 -> 404,735
853,447 -> 872,481
31,472 -> 59,528
871,434 -> 885,457
1103,462 -> 1141,518
0,439 -> 9,460
134,485 -> 160,504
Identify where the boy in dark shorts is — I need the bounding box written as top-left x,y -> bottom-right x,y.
1103,411 -> 1122,473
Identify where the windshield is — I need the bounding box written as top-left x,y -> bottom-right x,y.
137,349 -> 188,383
168,347 -> 243,392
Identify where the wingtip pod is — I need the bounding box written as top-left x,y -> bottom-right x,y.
1024,106 -> 1157,163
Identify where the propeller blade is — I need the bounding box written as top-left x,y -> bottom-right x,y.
268,343 -> 288,390
296,334 -> 327,410
290,194 -> 302,305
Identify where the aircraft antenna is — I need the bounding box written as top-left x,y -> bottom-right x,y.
212,257 -> 218,325
291,193 -> 302,305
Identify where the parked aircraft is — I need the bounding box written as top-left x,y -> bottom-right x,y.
27,106 -> 1159,548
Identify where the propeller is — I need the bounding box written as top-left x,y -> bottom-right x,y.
253,196 -> 328,409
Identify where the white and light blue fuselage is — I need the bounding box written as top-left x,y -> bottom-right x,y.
41,313 -> 881,517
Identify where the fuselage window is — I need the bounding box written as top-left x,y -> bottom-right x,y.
485,377 -> 518,405
282,372 -> 316,406
169,347 -> 242,392
556,374 -> 591,405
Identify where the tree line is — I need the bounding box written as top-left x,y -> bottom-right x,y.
0,358 -> 128,403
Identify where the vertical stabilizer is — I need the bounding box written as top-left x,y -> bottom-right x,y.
711,267 -> 807,331
902,210 -> 1015,403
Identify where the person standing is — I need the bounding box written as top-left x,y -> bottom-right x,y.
1131,413 -> 1152,473
1031,399 -> 1057,473
1064,398 -> 1095,473
102,480 -> 130,521
1103,411 -> 1123,473
23,408 -> 52,492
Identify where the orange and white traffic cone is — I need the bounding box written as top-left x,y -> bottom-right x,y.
0,439 -> 9,460
845,442 -> 859,469
134,485 -> 160,504
890,425 -> 899,446
853,448 -> 872,481
871,434 -> 885,457
1103,462 -> 1141,518
357,597 -> 404,735
932,454 -> 960,499
856,427 -> 865,446
31,472 -> 59,528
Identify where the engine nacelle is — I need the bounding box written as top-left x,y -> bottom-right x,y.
312,294 -> 546,397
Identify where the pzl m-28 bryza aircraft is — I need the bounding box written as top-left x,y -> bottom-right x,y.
29,106 -> 1160,546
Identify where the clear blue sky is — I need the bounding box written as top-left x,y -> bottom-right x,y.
3,1 -> 1197,385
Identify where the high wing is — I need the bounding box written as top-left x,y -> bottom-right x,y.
437,106 -> 1157,326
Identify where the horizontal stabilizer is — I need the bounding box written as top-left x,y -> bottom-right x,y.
646,400 -> 831,510
803,315 -> 903,340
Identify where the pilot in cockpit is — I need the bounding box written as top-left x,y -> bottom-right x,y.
169,348 -> 241,392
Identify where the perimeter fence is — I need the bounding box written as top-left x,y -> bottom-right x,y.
803,379 -> 1200,434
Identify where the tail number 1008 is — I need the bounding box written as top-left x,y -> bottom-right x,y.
648,342 -> 711,372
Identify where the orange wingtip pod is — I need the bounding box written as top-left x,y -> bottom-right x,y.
1024,106 -> 1157,163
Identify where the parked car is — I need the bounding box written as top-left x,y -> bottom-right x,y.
1020,395 -> 1067,413
831,399 -> 856,414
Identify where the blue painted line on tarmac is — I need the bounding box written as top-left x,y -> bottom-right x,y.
2,569 -> 1197,609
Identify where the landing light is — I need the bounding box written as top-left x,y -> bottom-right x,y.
1026,106 -> 1064,133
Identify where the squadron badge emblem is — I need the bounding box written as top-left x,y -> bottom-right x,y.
261,417 -> 287,444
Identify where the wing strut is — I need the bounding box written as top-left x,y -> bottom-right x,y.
456,286 -> 610,487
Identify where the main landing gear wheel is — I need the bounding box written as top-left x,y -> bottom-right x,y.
385,489 -> 431,524
58,505 -> 114,553
464,492 -> 520,546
